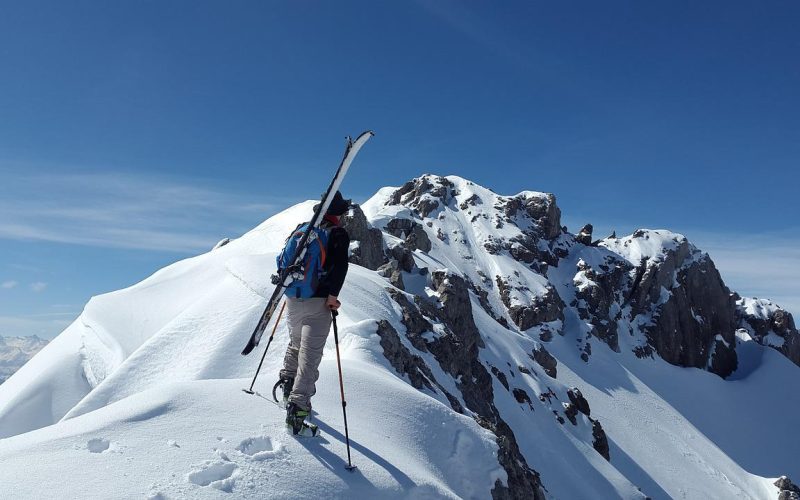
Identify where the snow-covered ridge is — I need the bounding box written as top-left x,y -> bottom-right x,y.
1,173 -> 798,500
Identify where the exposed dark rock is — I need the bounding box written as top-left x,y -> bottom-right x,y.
387,175 -> 455,218
776,476 -> 800,499
385,218 -> 416,238
212,238 -> 231,250
375,320 -> 436,392
386,270 -> 545,499
567,388 -> 590,417
591,419 -> 610,461
387,289 -> 432,352
407,224 -> 432,252
576,224 -> 593,245
564,403 -> 578,425
633,345 -> 654,359
574,257 -> 630,352
491,366 -> 510,391
460,193 -> 481,210
628,239 -> 739,378
518,365 -> 532,375
539,388 -> 558,404
389,269 -> 405,290
710,338 -> 738,376
497,277 -> 565,331
531,345 -> 557,378
498,193 -> 562,240
389,245 -> 416,273
340,205 -> 387,270
512,388 -> 533,409
581,342 -> 592,363
737,300 -> 800,367
484,236 -> 503,254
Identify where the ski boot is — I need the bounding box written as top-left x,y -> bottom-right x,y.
286,402 -> 319,437
272,376 -> 294,408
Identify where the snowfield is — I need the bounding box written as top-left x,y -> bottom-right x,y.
1,175 -> 797,499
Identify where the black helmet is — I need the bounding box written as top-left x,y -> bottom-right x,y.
325,191 -> 351,216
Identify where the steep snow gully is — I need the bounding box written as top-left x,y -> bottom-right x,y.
1,175 -> 798,500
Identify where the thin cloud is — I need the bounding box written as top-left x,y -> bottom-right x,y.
29,282 -> 48,293
1,281 -> 18,289
692,231 -> 800,317
0,314 -> 74,339
0,170 -> 288,253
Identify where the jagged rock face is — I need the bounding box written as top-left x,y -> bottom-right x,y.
375,320 -> 437,392
340,205 -> 387,271
497,277 -> 565,331
388,175 -> 457,218
776,476 -> 800,500
386,280 -> 545,499
385,217 -> 432,253
591,420 -> 610,461
573,256 -> 630,352
576,224 -> 593,245
625,235 -> 738,377
531,345 -> 557,378
362,175 -> 796,496
567,388 -> 590,417
737,298 -> 800,367
496,193 -> 562,240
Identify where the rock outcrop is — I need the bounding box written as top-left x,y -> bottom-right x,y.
387,276 -> 545,500
340,204 -> 387,271
736,297 -> 800,367
620,232 -> 738,378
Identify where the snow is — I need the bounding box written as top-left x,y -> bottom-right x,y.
1,375 -> 502,499
0,177 -> 796,500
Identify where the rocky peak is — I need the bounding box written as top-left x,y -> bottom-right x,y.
387,174 -> 458,218
736,297 -> 800,367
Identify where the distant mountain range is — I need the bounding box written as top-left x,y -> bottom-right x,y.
0,336 -> 49,384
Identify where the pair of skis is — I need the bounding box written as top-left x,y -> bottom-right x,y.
241,131 -> 374,356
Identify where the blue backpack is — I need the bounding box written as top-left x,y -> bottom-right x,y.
276,223 -> 330,299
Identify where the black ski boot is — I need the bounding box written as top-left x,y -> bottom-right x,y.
286,402 -> 318,437
272,376 -> 294,408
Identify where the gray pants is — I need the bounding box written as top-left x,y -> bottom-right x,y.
279,297 -> 332,411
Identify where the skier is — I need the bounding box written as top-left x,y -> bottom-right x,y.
276,191 -> 351,435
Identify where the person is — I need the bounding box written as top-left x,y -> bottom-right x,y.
277,191 -> 351,435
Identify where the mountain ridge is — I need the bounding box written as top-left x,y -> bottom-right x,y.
1,173 -> 798,499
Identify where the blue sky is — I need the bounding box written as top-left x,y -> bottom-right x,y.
1,0 -> 798,338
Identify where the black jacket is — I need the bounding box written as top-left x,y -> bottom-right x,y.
313,224 -> 350,298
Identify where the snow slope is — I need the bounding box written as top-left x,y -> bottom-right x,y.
1,175 -> 797,499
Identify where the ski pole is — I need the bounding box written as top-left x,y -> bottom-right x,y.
331,309 -> 356,471
243,300 -> 286,395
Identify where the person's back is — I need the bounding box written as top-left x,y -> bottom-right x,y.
277,191 -> 351,436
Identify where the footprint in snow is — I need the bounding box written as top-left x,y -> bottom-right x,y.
187,461 -> 239,492
236,436 -> 283,461
86,438 -> 111,453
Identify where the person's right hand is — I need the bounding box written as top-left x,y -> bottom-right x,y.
326,295 -> 341,311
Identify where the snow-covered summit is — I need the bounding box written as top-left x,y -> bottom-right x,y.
1,174 -> 798,499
